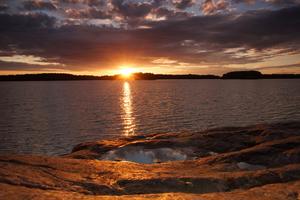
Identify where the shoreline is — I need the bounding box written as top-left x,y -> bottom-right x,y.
1,71 -> 300,81
0,121 -> 300,199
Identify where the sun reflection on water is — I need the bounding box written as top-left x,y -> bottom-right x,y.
121,81 -> 136,136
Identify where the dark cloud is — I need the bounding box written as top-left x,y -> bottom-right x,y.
172,0 -> 195,9
56,0 -> 82,4
111,0 -> 153,18
233,0 -> 300,6
23,0 -> 57,10
0,4 -> 8,12
84,0 -> 105,6
0,4 -> 300,72
232,0 -> 256,4
54,0 -> 104,5
263,0 -> 300,6
0,13 -> 56,31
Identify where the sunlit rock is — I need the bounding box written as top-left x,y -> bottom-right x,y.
0,121 -> 300,199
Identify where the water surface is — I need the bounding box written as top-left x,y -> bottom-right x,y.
0,80 -> 299,155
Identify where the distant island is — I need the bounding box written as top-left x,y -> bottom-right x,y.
222,71 -> 263,79
222,70 -> 300,79
0,71 -> 299,81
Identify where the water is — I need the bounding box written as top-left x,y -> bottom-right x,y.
0,80 -> 299,155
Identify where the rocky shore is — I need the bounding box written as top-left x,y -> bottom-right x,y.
0,122 -> 299,199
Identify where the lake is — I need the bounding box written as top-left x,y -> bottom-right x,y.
0,80 -> 299,155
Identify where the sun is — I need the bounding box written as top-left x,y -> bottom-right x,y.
120,67 -> 134,79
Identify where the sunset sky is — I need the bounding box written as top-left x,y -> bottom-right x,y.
0,0 -> 300,75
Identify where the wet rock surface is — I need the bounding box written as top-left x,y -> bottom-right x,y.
0,121 -> 300,199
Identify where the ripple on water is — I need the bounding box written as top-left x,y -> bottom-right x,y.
0,80 -> 299,155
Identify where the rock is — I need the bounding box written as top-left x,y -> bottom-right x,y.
0,121 -> 300,199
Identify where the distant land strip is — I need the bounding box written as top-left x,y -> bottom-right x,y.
0,71 -> 300,81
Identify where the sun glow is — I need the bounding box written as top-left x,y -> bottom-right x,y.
120,67 -> 134,79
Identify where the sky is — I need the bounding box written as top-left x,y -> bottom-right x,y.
0,0 -> 300,75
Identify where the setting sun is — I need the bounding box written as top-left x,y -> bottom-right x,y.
120,67 -> 134,79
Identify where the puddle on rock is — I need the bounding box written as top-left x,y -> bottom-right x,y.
100,147 -> 188,164
237,162 -> 266,170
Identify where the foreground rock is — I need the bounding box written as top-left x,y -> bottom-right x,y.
0,122 -> 300,199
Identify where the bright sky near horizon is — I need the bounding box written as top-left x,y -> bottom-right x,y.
0,0 -> 300,75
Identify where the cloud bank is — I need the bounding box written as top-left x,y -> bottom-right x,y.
0,0 -> 299,74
